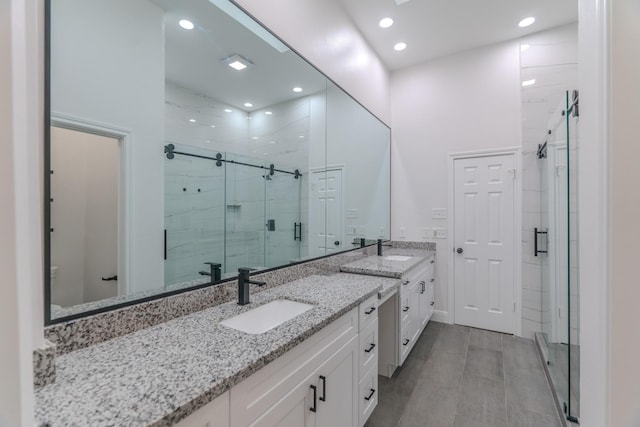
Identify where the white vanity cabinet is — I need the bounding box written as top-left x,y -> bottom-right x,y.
173,391 -> 230,427
225,295 -> 378,427
399,257 -> 435,365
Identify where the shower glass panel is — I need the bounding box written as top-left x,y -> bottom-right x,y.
224,153 -> 267,274
539,90 -> 580,423
164,144 -> 226,286
265,163 -> 302,267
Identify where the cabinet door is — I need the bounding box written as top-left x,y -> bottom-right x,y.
409,282 -> 422,343
174,391 -> 230,427
315,335 -> 359,427
249,373 -> 315,427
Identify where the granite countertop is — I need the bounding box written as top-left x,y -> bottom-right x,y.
339,248 -> 436,279
35,273 -> 397,427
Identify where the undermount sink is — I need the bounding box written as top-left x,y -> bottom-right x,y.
220,300 -> 314,334
383,255 -> 414,262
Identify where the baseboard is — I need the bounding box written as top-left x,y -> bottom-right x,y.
432,310 -> 451,324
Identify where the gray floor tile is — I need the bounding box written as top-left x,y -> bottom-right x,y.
506,402 -> 563,427
421,348 -> 467,387
397,381 -> 458,427
454,373 -> 507,427
504,371 -> 558,417
469,327 -> 504,350
433,324 -> 470,355
463,345 -> 504,383
366,323 -> 562,427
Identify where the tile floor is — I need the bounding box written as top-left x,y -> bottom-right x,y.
365,322 -> 563,427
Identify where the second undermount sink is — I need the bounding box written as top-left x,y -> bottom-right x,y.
220,300 -> 314,334
383,255 -> 414,262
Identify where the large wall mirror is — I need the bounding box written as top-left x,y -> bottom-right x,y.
45,0 -> 391,323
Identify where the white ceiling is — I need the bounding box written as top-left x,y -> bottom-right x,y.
337,0 -> 578,70
151,0 -> 327,112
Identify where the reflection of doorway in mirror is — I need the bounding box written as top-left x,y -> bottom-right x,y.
309,168 -> 344,256
50,127 -> 119,307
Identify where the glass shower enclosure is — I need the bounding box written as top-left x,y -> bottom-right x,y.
536,90 -> 580,424
163,144 -> 302,286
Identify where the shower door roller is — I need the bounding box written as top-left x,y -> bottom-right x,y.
456,248 -> 463,254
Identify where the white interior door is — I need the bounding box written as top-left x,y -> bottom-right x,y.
324,169 -> 343,254
453,154 -> 516,334
310,169 -> 343,256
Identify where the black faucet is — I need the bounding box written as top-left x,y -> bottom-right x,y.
237,267 -> 267,305
199,262 -> 222,283
377,239 -> 393,256
360,238 -> 366,248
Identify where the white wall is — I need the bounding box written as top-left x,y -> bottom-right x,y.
519,23 -> 579,339
232,0 -> 391,125
608,1 -> 640,425
0,0 -> 42,425
51,0 -> 165,293
390,40 -> 522,322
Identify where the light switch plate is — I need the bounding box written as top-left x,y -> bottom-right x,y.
379,227 -> 386,237
399,227 -> 406,238
432,228 -> 447,239
357,226 -> 366,236
346,226 -> 357,235
432,208 -> 447,219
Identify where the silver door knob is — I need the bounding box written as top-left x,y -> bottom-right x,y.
456,248 -> 463,254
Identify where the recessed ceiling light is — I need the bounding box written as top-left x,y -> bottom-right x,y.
379,18 -> 394,28
518,17 -> 535,28
244,102 -> 253,108
394,42 -> 407,51
179,19 -> 194,30
265,111 -> 273,115
224,109 -> 232,113
224,54 -> 252,71
293,87 -> 303,93
251,136 -> 259,140
522,79 -> 536,87
269,141 -> 276,144
210,125 -> 216,128
188,118 -> 196,123
520,44 -> 530,52
299,135 -> 304,139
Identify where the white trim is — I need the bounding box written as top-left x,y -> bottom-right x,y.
578,0 -> 610,425
431,310 -> 449,324
50,113 -> 133,297
448,147 -> 522,335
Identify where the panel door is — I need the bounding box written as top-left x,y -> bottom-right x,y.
324,169 -> 343,254
248,372 -> 315,427
315,335 -> 358,427
453,154 -> 516,334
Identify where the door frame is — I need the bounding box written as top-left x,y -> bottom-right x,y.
447,146 -> 522,336
50,113 -> 132,297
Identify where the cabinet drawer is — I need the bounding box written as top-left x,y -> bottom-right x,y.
400,293 -> 411,324
399,320 -> 414,364
359,294 -> 378,329
358,366 -> 378,427
359,318 -> 378,380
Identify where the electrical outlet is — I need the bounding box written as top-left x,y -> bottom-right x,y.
432,208 -> 447,219
379,227 -> 385,237
346,226 -> 357,235
432,228 -> 447,239
399,227 -> 406,238
422,227 -> 431,240
357,226 -> 366,236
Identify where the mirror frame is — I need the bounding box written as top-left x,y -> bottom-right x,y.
43,0 -> 391,326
